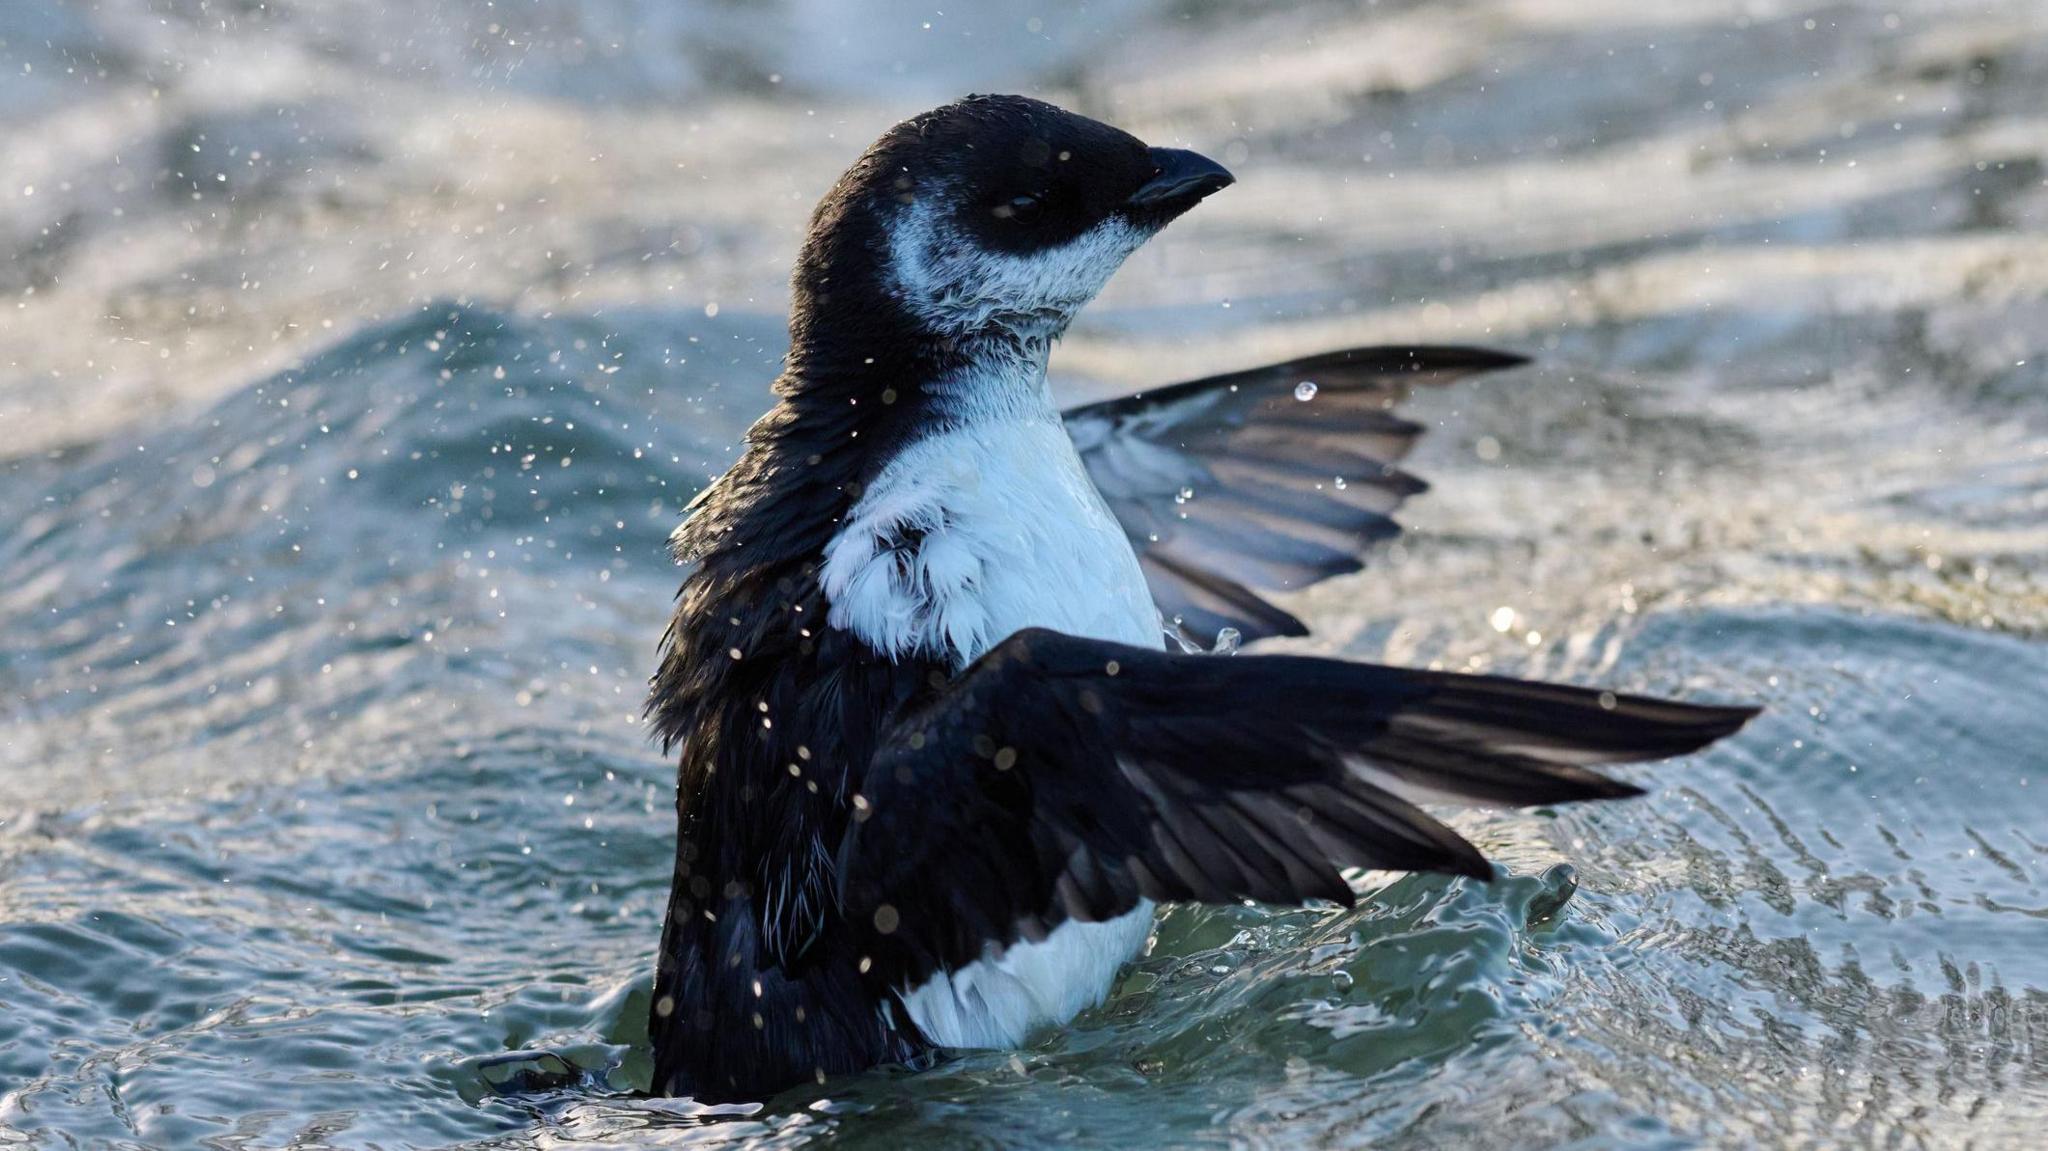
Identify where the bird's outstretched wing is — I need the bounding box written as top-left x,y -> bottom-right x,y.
1063,346 -> 1527,645
835,627 -> 1755,987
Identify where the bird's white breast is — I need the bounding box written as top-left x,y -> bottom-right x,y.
821,414 -> 1163,666
820,406 -> 1162,1050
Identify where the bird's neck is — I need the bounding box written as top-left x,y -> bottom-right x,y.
782,310 -> 1058,430
917,333 -> 1057,425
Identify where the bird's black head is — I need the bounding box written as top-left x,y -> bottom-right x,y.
789,95 -> 1233,362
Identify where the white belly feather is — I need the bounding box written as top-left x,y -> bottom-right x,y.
897,900 -> 1156,1049
820,412 -> 1161,1049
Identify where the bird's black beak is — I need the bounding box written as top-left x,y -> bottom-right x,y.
1127,147 -> 1235,212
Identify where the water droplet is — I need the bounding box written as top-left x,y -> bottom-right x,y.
1174,486 -> 1195,504
1527,863 -> 1579,926
1294,381 -> 1318,402
1213,627 -> 1242,655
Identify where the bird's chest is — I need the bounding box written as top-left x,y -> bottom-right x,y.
822,417 -> 1162,665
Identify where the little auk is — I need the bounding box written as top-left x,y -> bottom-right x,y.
645,94 -> 1756,1101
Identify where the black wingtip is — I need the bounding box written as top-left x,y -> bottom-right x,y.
1699,702 -> 1764,737
1368,345 -> 1531,375
1408,675 -> 1765,770
1431,345 -> 1531,371
1293,344 -> 1532,380
1622,699 -> 1764,759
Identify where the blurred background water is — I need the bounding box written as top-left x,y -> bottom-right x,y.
2,1 -> 2046,1147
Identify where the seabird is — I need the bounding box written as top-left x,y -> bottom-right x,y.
644,94 -> 1755,1101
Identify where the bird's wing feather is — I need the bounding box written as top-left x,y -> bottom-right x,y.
1063,345 -> 1527,644
835,627 -> 1755,986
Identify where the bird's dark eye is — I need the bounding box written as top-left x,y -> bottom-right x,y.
992,194 -> 1042,223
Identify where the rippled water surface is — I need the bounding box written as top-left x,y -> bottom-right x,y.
3,2 -> 2046,1147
